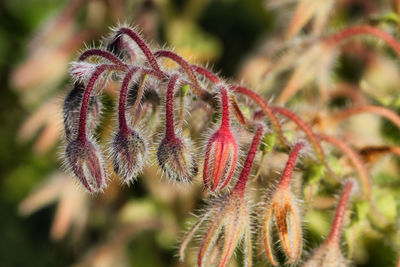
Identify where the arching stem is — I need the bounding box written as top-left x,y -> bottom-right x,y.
77,64 -> 126,143
230,86 -> 289,147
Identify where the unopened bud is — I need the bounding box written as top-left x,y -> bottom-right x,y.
65,139 -> 107,192
157,136 -> 197,183
110,129 -> 147,184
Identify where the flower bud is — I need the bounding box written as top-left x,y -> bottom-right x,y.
63,82 -> 100,141
110,129 -> 147,184
263,142 -> 305,266
203,128 -> 238,191
203,87 -> 238,191
65,139 -> 107,192
157,136 -> 197,183
179,193 -> 252,267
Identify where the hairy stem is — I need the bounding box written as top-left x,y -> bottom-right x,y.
118,67 -> 140,135
231,86 -> 288,147
278,142 -> 305,188
165,74 -> 180,138
78,48 -> 126,66
234,124 -> 264,196
192,65 -> 220,84
117,27 -> 163,73
77,64 -> 126,143
327,180 -> 354,245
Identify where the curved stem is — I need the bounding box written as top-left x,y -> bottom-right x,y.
233,124 -> 264,197
332,105 -> 400,129
219,87 -> 230,130
272,106 -> 326,164
319,134 -> 371,200
230,86 -> 288,147
192,65 -> 220,84
165,74 -> 180,138
326,180 -> 354,245
324,25 -> 400,58
77,64 -> 126,143
78,48 -> 126,66
154,50 -> 212,101
278,142 -> 305,188
117,27 -> 163,73
118,67 -> 140,135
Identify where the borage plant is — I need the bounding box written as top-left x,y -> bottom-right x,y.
62,25 -> 400,266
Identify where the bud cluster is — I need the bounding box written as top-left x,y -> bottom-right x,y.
62,26 -> 371,266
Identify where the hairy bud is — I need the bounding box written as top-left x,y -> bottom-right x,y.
110,129 -> 147,184
157,136 -> 197,183
179,193 -> 252,267
63,81 -> 100,141
203,87 -> 238,191
65,139 -> 107,192
263,142 -> 305,266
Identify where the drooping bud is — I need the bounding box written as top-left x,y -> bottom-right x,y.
63,81 -> 100,141
65,139 -> 107,192
203,87 -> 238,191
110,129 -> 146,184
157,74 -> 197,182
263,142 -> 305,266
302,180 -> 354,267
157,136 -> 197,183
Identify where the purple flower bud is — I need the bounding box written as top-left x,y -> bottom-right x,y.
110,129 -> 147,184
157,136 -> 197,183
63,82 -> 100,141
65,139 -> 107,192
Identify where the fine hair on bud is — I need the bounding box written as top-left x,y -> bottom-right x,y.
63,81 -> 101,141
109,129 -> 147,184
65,138 -> 107,193
157,135 -> 198,183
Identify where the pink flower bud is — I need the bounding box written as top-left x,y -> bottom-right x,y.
110,129 -> 147,184
65,139 -> 107,192
203,87 -> 238,191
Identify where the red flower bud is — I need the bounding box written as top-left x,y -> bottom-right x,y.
203,87 -> 238,191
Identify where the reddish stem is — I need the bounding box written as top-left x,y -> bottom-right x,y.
319,134 -> 371,200
78,48 -> 126,66
153,50 -> 212,102
272,106 -> 326,164
77,64 -> 126,143
230,86 -> 288,147
118,67 -> 140,135
325,25 -> 400,58
117,27 -> 163,73
154,50 -> 200,87
191,65 -> 220,84
326,180 -> 354,245
219,87 -> 230,130
165,74 -> 180,138
233,124 -> 264,196
278,142 -> 305,188
332,105 -> 400,130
